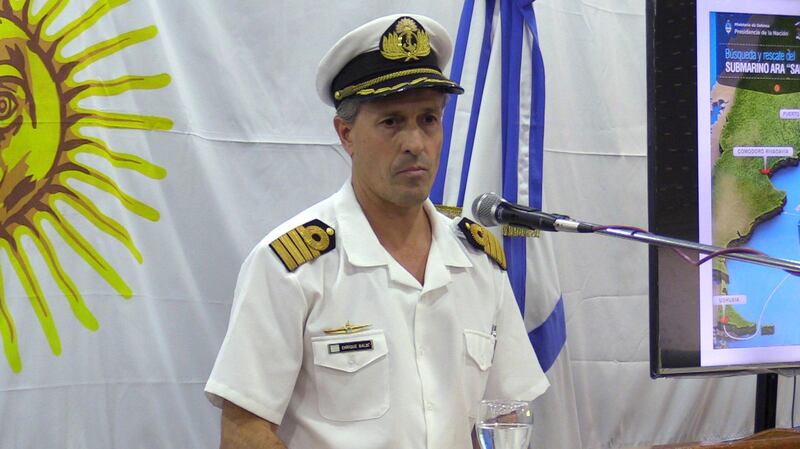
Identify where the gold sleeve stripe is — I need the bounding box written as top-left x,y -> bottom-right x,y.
496,244 -> 507,268
494,246 -> 506,269
288,229 -> 314,261
278,234 -> 306,265
486,232 -> 497,254
457,218 -> 507,270
487,232 -> 498,256
270,239 -> 298,271
269,219 -> 336,272
492,234 -> 507,268
497,239 -> 507,268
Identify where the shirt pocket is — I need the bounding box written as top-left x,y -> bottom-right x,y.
311,329 -> 390,421
464,329 -> 495,371
463,329 -> 496,420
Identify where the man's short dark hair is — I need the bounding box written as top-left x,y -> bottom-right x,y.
335,97 -> 366,124
335,91 -> 449,124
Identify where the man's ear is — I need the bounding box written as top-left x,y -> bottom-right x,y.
333,116 -> 354,156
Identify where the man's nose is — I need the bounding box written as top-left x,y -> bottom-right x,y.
402,126 -> 426,155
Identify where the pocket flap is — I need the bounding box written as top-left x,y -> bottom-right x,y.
312,330 -> 388,373
464,329 -> 495,371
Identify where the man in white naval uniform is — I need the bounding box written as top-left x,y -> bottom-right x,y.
205,14 -> 549,449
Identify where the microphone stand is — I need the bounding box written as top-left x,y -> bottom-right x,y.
571,220 -> 797,433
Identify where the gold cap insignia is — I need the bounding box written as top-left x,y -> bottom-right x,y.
269,219 -> 336,272
457,218 -> 507,270
323,321 -> 372,335
380,17 -> 431,62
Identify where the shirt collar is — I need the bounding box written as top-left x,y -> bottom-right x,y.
334,182 -> 472,271
425,200 -> 472,269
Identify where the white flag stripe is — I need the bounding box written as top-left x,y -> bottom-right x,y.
441,0 -> 491,205
516,21 -> 534,207
461,23 -> 506,214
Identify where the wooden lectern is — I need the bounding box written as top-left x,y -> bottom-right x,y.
652,429 -> 800,448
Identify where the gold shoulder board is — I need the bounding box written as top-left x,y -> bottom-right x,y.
269,219 -> 336,272
457,218 -> 507,270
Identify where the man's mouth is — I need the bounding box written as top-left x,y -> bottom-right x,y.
398,165 -> 427,174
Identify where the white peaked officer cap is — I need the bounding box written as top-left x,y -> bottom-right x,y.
316,14 -> 464,108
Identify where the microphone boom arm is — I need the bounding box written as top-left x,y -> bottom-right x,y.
471,192 -> 800,273
589,223 -> 800,273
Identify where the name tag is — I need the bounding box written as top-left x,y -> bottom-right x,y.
328,340 -> 373,354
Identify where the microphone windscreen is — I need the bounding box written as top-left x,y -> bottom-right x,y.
472,192 -> 503,226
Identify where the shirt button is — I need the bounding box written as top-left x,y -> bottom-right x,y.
425,401 -> 433,411
417,347 -> 425,357
348,358 -> 356,366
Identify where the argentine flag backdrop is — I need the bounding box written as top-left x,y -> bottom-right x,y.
0,0 -> 787,448
432,2 -> 577,446
434,0 -> 566,375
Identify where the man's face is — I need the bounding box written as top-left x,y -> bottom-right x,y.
335,88 -> 445,209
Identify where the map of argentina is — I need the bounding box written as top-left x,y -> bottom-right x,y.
710,12 -> 800,350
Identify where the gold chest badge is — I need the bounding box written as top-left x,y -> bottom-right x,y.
323,321 -> 372,335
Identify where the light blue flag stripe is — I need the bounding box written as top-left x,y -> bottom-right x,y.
529,296 -> 567,372
456,0 -> 497,207
433,0 -> 475,205
500,0 -> 527,312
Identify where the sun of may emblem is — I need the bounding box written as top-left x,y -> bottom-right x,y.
0,0 -> 171,372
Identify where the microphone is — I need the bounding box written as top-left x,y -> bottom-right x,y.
471,193 -> 595,233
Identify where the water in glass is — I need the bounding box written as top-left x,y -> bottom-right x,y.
476,400 -> 533,449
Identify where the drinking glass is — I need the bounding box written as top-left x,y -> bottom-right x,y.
476,399 -> 533,449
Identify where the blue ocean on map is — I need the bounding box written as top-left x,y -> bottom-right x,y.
711,103 -> 722,125
725,163 -> 800,348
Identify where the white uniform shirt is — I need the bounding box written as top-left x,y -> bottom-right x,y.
205,182 -> 549,449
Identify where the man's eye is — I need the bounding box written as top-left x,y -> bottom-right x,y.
381,118 -> 397,126
424,115 -> 439,124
